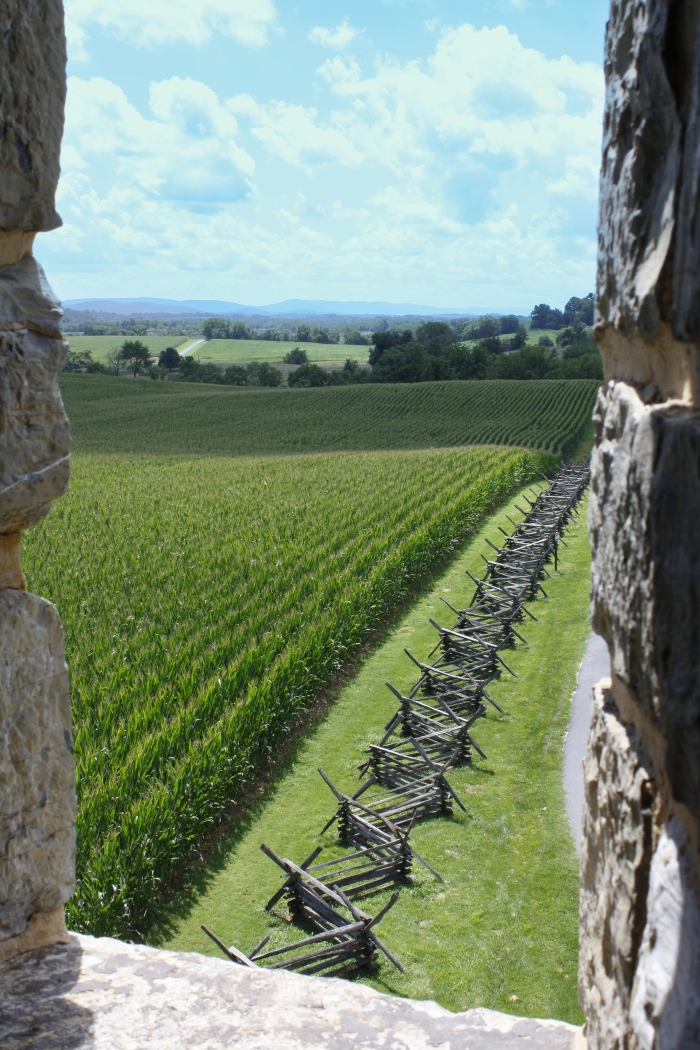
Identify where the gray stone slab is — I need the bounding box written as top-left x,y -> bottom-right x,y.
0,934 -> 586,1049
0,590 -> 75,943
564,633 -> 609,855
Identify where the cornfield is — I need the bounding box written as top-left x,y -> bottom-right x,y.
23,446 -> 554,939
60,375 -> 598,458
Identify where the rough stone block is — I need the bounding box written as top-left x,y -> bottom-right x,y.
629,818 -> 700,1049
588,381 -> 654,704
0,933 -> 587,1050
595,0 -> 680,338
589,380 -> 700,824
0,589 -> 75,943
0,255 -> 63,337
0,0 -> 66,233
579,683 -> 655,1050
0,320 -> 69,533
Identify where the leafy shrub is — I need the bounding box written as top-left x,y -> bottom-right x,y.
344,330 -> 369,345
246,361 -> 283,387
283,347 -> 308,365
288,362 -> 333,387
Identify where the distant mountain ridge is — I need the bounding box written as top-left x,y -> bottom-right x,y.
63,296 -> 523,318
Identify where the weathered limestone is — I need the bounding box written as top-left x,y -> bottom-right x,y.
581,0 -> 700,1045
579,684 -> 655,1047
0,933 -> 587,1050
0,328 -> 69,527
0,0 -> 66,233
0,590 -> 74,956
0,0 -> 72,964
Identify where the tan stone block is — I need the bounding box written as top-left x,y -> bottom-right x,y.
579,682 -> 655,1050
0,0 -> 66,233
0,324 -> 70,533
0,590 -> 75,943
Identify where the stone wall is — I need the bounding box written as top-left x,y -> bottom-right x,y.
580,0 -> 700,1046
0,0 -> 74,964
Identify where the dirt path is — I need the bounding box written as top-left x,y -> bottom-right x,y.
179,339 -> 204,356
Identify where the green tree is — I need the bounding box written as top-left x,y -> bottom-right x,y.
556,324 -> 588,347
510,325 -> 528,349
499,314 -> 520,335
476,316 -> 500,338
106,347 -> 123,375
415,321 -> 453,355
63,349 -> 104,373
178,356 -> 201,381
296,324 -> 312,341
247,362 -> 283,387
223,365 -> 249,386
158,346 -> 181,372
563,293 -> 594,327
287,362 -> 333,387
283,347 -> 308,364
120,340 -> 152,377
202,318 -> 224,340
344,330 -> 369,345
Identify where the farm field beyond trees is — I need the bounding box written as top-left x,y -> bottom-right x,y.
66,335 -> 191,361
60,375 -> 598,459
23,447 -> 552,940
191,338 -> 367,364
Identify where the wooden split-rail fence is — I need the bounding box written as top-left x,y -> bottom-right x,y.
202,462 -> 590,978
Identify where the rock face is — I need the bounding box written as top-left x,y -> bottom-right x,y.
0,933 -> 587,1050
581,0 -> 700,1045
0,322 -> 70,534
0,0 -> 66,233
579,684 -> 655,1047
0,590 -> 75,948
0,0 -> 72,963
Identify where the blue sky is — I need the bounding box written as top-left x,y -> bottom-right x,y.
38,1 -> 609,311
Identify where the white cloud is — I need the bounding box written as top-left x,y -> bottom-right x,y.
65,0 -> 277,49
548,153 -> 599,199
44,24 -> 603,307
229,95 -> 363,170
65,17 -> 90,62
308,21 -> 358,49
312,24 -> 603,170
63,76 -> 254,205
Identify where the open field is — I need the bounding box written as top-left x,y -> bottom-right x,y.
23,447 -> 551,940
192,338 -> 369,364
461,329 -> 564,347
527,328 -> 559,344
66,335 -> 191,361
164,487 -> 590,1024
60,375 -> 598,458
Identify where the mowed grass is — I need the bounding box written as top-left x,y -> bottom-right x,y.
164,487 -> 590,1024
66,334 -> 191,361
23,447 -> 551,940
60,375 -> 598,458
193,338 -> 368,364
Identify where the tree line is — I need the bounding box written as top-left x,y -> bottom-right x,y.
63,291 -> 602,385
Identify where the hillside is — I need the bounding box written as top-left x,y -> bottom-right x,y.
60,375 -> 598,458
